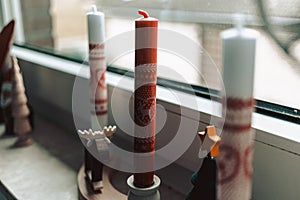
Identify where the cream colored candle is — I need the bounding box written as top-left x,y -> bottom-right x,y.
218,17 -> 258,200
87,5 -> 107,129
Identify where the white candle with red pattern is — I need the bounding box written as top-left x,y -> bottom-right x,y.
218,17 -> 258,200
87,5 -> 107,129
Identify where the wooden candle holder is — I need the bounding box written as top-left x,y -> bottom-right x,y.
186,126 -> 220,200
78,126 -> 116,192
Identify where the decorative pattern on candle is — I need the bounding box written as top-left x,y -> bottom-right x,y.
89,43 -> 107,116
218,17 -> 258,200
223,98 -> 254,132
134,9 -> 158,188
87,6 -> 107,128
135,64 -> 157,128
218,122 -> 254,198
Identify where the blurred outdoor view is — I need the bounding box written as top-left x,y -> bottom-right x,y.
9,0 -> 300,110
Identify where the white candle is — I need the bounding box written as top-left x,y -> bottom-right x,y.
87,5 -> 105,44
218,17 -> 258,200
87,5 -> 107,129
221,18 -> 258,98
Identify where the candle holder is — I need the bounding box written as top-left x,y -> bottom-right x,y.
78,126 -> 116,191
127,175 -> 161,200
186,126 -> 220,200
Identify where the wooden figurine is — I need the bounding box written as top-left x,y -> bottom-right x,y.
11,57 -> 32,146
78,126 -> 116,191
186,126 -> 220,200
0,20 -> 15,136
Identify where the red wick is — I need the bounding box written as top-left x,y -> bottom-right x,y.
138,9 -> 149,18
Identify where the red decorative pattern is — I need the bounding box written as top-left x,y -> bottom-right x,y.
89,43 -> 104,50
222,97 -> 254,133
134,85 -> 156,126
91,110 -> 108,115
89,42 -> 107,118
90,69 -> 106,89
244,145 -> 253,179
224,98 -> 254,110
223,123 -> 252,133
218,97 -> 255,198
218,144 -> 255,185
91,99 -> 107,104
134,137 -> 155,152
89,43 -> 105,62
218,145 -> 241,185
97,72 -> 106,89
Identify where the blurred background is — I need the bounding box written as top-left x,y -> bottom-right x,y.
1,0 -> 300,111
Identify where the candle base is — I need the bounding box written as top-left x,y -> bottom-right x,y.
127,175 -> 160,200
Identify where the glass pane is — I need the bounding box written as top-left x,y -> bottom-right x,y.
20,0 -> 55,51
9,0 -> 300,110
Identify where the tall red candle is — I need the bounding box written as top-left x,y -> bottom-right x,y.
134,10 -> 158,188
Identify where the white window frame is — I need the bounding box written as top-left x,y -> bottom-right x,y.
1,0 -> 25,43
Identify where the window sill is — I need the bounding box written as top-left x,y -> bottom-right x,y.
12,45 -> 300,153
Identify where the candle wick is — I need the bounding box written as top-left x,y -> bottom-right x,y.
234,14 -> 245,33
92,5 -> 97,13
138,9 -> 149,18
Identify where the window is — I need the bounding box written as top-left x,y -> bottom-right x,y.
2,0 -> 300,120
